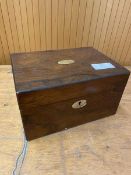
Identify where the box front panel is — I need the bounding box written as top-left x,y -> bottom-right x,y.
17,74 -> 129,140
20,93 -> 118,140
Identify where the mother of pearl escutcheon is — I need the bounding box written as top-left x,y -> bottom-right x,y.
72,100 -> 87,109
58,59 -> 75,65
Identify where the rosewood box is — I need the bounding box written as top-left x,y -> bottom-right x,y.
11,47 -> 130,140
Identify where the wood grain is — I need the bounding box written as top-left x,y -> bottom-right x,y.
0,2 -> 10,64
102,0 -> 119,54
0,0 -> 131,65
19,0 -> 30,52
69,0 -> 80,48
39,0 -> 46,50
93,0 -> 108,48
57,0 -> 65,49
63,0 -> 73,49
0,0 -> 14,53
75,0 -> 87,48
0,65 -> 131,174
32,0 -> 41,51
82,0 -> 94,47
0,36 -> 5,64
88,0 -> 101,46
45,0 -> 51,50
98,0 -> 114,51
106,0 -> 126,57
25,0 -> 35,51
6,0 -> 20,52
11,47 -> 130,140
13,0 -> 25,52
11,47 -> 129,93
52,0 -> 58,50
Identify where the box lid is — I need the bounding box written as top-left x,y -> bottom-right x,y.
11,47 -> 130,94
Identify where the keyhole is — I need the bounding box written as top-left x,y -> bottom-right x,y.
79,101 -> 81,106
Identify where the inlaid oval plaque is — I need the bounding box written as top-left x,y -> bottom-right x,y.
58,59 -> 75,65
72,100 -> 87,109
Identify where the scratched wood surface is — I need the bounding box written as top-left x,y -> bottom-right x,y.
0,65 -> 131,175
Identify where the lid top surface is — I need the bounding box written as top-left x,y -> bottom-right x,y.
11,47 -> 129,93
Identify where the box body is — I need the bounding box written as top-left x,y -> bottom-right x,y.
11,47 -> 130,140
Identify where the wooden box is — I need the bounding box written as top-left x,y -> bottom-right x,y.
11,47 -> 130,140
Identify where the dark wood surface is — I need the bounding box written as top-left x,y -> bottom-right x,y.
11,47 -> 129,94
11,47 -> 130,140
18,74 -> 129,140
